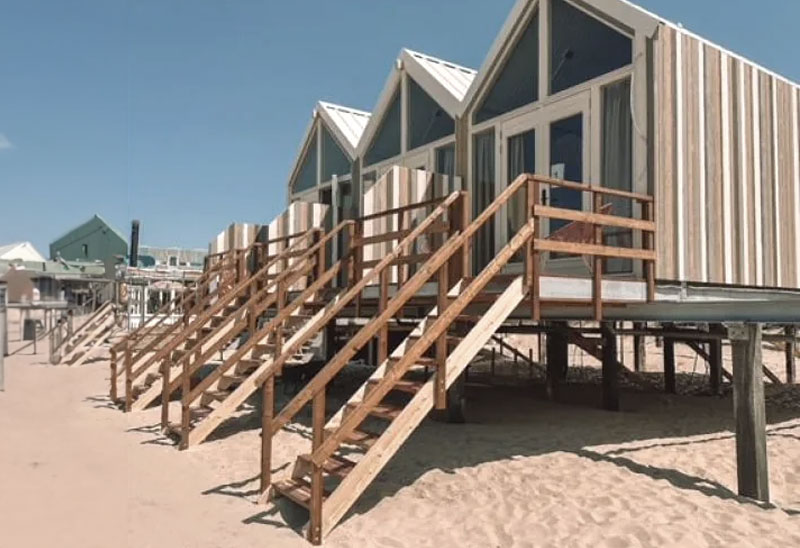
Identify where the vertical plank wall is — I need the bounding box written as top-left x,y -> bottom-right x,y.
263,202 -> 329,289
656,25 -> 800,288
361,166 -> 460,285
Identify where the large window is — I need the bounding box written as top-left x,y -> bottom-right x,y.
550,0 -> 632,94
475,10 -> 539,124
292,129 -> 318,193
321,126 -> 350,183
472,131 -> 496,271
435,144 -> 455,181
408,77 -> 455,150
601,78 -> 633,273
507,129 -> 536,239
365,88 -> 401,166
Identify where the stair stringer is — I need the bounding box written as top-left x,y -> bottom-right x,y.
185,292 -> 342,447
319,275 -> 526,537
62,311 -> 116,364
130,303 -> 253,411
70,323 -> 121,367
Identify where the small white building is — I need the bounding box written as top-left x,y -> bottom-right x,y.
0,242 -> 46,263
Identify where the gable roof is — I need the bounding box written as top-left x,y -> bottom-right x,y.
0,242 -> 46,263
355,49 -> 476,159
50,214 -> 128,249
461,0 -> 798,118
287,101 -> 371,194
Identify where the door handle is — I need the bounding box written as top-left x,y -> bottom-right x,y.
541,189 -> 548,206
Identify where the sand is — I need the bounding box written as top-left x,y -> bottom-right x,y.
1,319 -> 799,547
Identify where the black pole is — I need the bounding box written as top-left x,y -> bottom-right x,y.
129,220 -> 140,267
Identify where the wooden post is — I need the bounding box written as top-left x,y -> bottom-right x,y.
663,324 -> 676,394
124,342 -> 132,412
309,388 -> 325,545
160,358 -> 172,429
546,322 -> 569,401
378,269 -> 389,366
531,179 -> 541,321
709,324 -> 723,396
435,262 -> 448,410
274,281 -> 285,376
180,351 -> 191,450
260,375 -> 274,495
592,193 -> 603,321
729,323 -> 770,502
633,321 -> 645,373
786,326 -> 796,384
601,322 -> 619,411
109,348 -> 118,401
642,201 -> 655,302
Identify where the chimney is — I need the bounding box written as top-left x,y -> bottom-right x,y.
129,220 -> 140,267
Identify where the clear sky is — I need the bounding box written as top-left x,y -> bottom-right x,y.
1,0 -> 797,255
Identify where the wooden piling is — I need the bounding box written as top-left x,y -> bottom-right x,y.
663,324 -> 676,394
786,326 -> 796,384
546,322 -> 569,401
709,325 -> 723,396
601,322 -> 619,411
633,321 -> 645,372
730,323 -> 770,502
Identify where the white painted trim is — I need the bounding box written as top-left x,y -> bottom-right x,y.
751,68 -> 763,286
793,90 -> 800,287
698,43 -> 708,282
675,32 -> 685,281
315,118 -> 323,189
720,53 -> 734,284
738,60 -> 750,285
400,71 -> 409,156
771,79 -> 781,286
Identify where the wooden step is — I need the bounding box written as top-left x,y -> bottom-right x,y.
345,402 -> 403,422
324,427 -> 380,450
272,478 -> 328,509
200,389 -> 230,407
388,356 -> 437,369
218,373 -> 247,391
235,358 -> 262,374
297,453 -> 356,479
252,343 -> 275,358
366,378 -> 424,395
210,315 -> 226,328
144,372 -> 161,386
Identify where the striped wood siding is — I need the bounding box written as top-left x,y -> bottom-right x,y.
656,25 -> 800,288
361,166 -> 461,284
264,202 -> 329,289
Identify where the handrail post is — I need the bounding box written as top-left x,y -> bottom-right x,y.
274,280 -> 285,377
180,350 -> 190,450
160,358 -> 171,429
109,347 -> 118,401
642,201 -> 656,302
378,269 -> 389,366
435,262 -> 448,410
592,192 -> 603,321
124,341 -> 132,412
531,179 -> 541,321
260,374 -> 275,497
309,387 -> 325,545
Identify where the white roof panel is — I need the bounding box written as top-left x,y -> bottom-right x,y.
318,101 -> 371,153
0,242 -> 46,263
404,49 -> 476,102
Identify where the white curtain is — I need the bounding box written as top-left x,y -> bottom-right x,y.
602,78 -> 633,273
473,132 -> 496,272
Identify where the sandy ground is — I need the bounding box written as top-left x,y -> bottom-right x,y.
1,318 -> 799,547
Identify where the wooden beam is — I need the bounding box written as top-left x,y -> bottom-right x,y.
533,239 -> 657,261
709,326 -> 723,396
729,323 -> 770,502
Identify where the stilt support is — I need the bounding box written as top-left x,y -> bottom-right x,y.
546,322 -> 569,401
730,323 -> 769,502
663,325 -> 676,394
601,322 -> 619,411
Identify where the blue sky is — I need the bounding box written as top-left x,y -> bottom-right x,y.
0,0 -> 797,255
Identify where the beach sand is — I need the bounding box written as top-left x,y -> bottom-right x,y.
1,318 -> 799,547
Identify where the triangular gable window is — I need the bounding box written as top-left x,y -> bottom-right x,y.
321,126 -> 351,182
408,77 -> 454,151
475,10 -> 539,124
291,128 -> 317,193
364,87 -> 401,166
550,0 -> 632,94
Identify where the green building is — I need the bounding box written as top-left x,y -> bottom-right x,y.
50,214 -> 128,263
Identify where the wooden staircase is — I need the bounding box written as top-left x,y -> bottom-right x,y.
176,194 -> 466,450
267,180 -> 534,543
54,302 -> 119,365
120,232 -> 317,412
